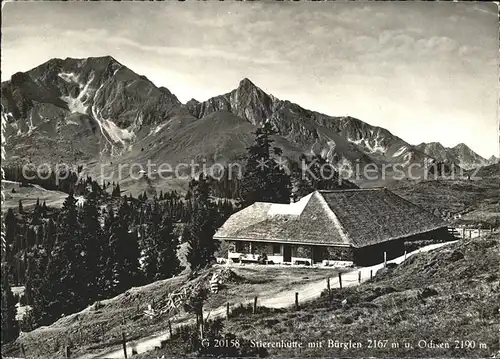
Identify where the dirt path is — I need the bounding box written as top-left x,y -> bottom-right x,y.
89,241 -> 456,359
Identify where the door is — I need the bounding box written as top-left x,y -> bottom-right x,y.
283,244 -> 292,262
312,246 -> 324,264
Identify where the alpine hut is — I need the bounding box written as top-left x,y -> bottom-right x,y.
214,189 -> 450,266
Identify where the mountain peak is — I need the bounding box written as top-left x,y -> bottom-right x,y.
453,143 -> 469,150
238,77 -> 257,88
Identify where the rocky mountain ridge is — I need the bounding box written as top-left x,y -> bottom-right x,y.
415,142 -> 491,170
1,56 -> 494,184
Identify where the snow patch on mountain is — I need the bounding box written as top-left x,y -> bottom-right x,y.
393,146 -> 407,158
349,137 -> 386,154
66,119 -> 80,126
61,95 -> 88,114
58,72 -> 78,83
60,74 -> 94,114
101,119 -> 135,146
150,122 -> 168,136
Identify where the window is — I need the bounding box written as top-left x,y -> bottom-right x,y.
273,244 -> 281,255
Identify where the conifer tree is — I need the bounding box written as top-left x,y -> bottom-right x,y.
4,208 -> 17,262
1,266 -> 19,344
44,218 -> 57,251
79,193 -> 106,302
44,192 -> 88,319
185,175 -> 219,272
24,245 -> 50,326
156,215 -> 181,279
107,200 -> 142,295
240,122 -> 291,206
141,200 -> 162,281
112,183 -> 121,198
142,206 -> 180,281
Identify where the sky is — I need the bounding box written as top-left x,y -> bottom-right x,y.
1,1 -> 499,158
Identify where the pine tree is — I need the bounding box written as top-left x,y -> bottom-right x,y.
79,194 -> 106,302
240,122 -> 291,206
156,215 -> 181,279
142,206 -> 181,281
1,266 -> 19,344
24,245 -> 50,327
44,218 -> 57,251
185,176 -> 219,272
18,199 -> 23,213
4,208 -> 17,262
29,200 -> 44,247
107,200 -> 142,295
141,201 -> 163,281
112,183 -> 121,198
44,192 -> 88,320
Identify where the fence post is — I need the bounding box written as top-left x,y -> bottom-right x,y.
358,270 -> 361,283
338,272 -> 342,289
370,270 -> 373,280
65,345 -> 70,358
478,228 -> 481,238
253,296 -> 258,314
384,252 -> 387,267
295,292 -> 299,310
404,250 -> 407,261
226,302 -> 230,320
20,343 -> 26,357
168,319 -> 173,338
327,277 -> 331,296
122,331 -> 128,358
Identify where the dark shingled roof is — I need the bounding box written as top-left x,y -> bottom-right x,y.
214,189 -> 448,248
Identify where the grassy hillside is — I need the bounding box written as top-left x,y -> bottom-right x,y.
2,180 -> 68,212
141,235 -> 499,359
1,265 -> 339,359
387,166 -> 500,226
223,235 -> 499,358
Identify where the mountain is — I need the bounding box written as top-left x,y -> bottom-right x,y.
1,56 -> 488,192
487,155 -> 499,165
1,56 -> 193,165
416,142 -> 490,170
187,78 -> 431,168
